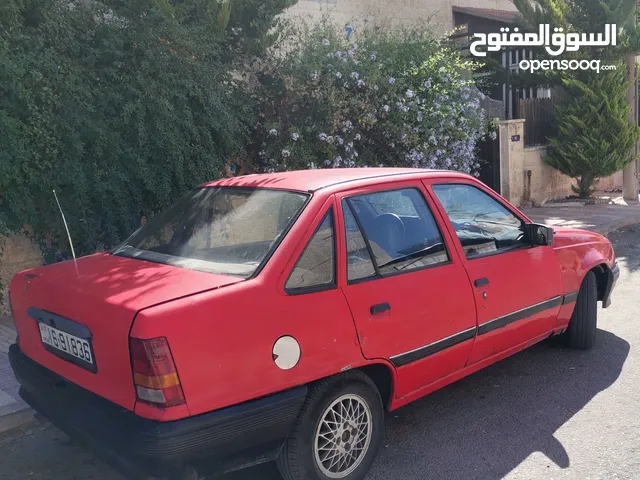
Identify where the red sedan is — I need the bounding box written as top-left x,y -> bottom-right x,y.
8,168 -> 619,480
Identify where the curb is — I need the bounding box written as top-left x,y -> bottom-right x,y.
0,407 -> 38,437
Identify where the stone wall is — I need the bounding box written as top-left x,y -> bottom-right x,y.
0,234 -> 43,315
285,0 -> 517,36
498,119 -> 622,207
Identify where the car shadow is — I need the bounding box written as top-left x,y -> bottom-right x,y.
216,329 -> 629,480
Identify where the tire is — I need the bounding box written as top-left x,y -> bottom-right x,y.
276,371 -> 385,480
563,270 -> 598,349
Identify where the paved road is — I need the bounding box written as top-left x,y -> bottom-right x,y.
1,226 -> 639,480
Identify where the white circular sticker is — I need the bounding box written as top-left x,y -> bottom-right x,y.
272,336 -> 301,370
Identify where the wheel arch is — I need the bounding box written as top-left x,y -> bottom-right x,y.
590,263 -> 609,302
355,362 -> 396,411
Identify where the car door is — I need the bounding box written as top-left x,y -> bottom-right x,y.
426,179 -> 564,365
337,181 -> 477,399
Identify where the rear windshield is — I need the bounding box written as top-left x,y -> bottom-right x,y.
112,187 -> 309,277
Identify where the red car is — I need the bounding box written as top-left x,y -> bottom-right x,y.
8,168 -> 619,480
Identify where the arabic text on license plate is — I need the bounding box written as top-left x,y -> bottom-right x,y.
39,323 -> 93,364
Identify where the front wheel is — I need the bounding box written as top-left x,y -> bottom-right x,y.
277,371 -> 384,480
563,270 -> 598,350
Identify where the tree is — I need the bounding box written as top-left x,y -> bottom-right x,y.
546,66 -> 640,198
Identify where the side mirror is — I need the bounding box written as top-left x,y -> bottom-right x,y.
523,223 -> 554,246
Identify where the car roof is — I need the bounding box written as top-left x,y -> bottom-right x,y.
200,168 -> 474,193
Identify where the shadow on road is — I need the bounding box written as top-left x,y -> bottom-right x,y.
607,224 -> 640,274
220,329 -> 629,480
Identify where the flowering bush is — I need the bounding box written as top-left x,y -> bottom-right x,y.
248,18 -> 492,175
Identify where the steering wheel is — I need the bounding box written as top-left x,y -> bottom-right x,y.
372,213 -> 406,254
460,221 -> 489,236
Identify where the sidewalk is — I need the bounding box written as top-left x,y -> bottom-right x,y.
521,202 -> 640,236
0,315 -> 31,434
1,202 -> 639,435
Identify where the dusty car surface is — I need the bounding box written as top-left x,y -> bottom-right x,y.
8,168 -> 619,480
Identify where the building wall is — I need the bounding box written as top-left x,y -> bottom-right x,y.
285,0 -> 517,36
499,119 -> 623,207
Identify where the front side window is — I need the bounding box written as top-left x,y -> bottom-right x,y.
285,209 -> 336,292
113,187 -> 308,277
346,187 -> 449,277
432,183 -> 526,259
343,202 -> 376,282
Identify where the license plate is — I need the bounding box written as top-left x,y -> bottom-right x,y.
39,323 -> 94,365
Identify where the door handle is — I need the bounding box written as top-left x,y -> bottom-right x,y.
474,278 -> 489,287
370,303 -> 391,315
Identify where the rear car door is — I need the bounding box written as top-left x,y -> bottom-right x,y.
426,180 -> 564,365
337,181 -> 477,399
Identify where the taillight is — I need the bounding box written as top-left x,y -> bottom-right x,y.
130,337 -> 186,408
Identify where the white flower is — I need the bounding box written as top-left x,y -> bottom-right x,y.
282,149 -> 291,158
382,105 -> 390,113
291,132 -> 300,141
356,79 -> 365,88
351,72 -> 359,79
268,129 -> 278,136
336,72 -> 343,79
388,77 -> 396,85
318,133 -> 328,141
406,89 -> 415,98
321,38 -> 330,46
370,52 -> 377,61
355,134 -> 361,141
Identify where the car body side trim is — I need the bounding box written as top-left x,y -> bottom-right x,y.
477,296 -> 563,336
390,327 -> 477,368
389,294 -> 569,367
562,291 -> 579,304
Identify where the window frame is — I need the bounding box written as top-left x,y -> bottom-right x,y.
340,185 -> 452,286
284,206 -> 338,296
430,182 -> 534,261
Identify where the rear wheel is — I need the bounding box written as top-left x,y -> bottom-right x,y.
563,271 -> 598,349
277,371 -> 384,480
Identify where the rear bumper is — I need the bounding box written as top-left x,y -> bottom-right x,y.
9,344 -> 306,479
602,262 -> 620,309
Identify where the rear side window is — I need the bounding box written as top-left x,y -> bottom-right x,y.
285,209 -> 336,293
345,187 -> 449,278
343,202 -> 377,282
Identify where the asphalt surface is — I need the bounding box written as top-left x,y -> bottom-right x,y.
1,225 -> 639,480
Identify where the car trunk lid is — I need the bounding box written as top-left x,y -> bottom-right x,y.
10,252 -> 243,411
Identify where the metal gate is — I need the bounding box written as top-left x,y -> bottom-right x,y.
476,133 -> 501,194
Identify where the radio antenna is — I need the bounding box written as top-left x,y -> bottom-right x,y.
53,190 -> 76,260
